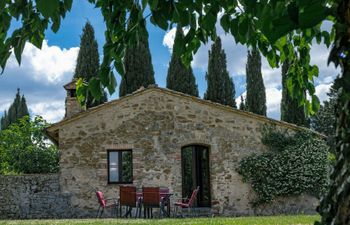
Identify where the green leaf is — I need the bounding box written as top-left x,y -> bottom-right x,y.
141,0 -> 148,11
220,14 -> 231,33
266,51 -> 277,68
149,0 -> 158,10
150,11 -> 168,30
311,95 -> 320,114
51,17 -> 61,33
88,77 -> 102,100
238,17 -> 248,41
322,31 -> 330,48
64,0 -> 73,11
287,2 -> 299,24
114,60 -> 125,76
298,0 -> 328,29
76,78 -> 87,105
107,71 -> 116,95
99,67 -> 109,87
14,37 -> 26,65
30,32 -> 44,49
36,0 -> 60,18
202,12 -> 216,31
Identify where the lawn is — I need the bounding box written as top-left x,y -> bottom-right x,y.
0,215 -> 320,225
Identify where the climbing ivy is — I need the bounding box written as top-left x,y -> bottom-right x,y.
237,127 -> 329,206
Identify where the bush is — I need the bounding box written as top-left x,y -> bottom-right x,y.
237,127 -> 329,206
0,116 -> 59,174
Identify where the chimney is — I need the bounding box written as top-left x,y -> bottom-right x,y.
63,80 -> 84,119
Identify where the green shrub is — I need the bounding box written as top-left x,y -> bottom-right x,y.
237,127 -> 329,206
0,115 -> 59,174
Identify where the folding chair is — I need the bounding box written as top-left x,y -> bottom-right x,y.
95,191 -> 118,218
174,186 -> 200,217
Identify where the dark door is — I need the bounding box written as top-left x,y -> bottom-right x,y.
181,145 -> 211,207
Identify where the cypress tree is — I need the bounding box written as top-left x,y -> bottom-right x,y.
166,26 -> 198,96
280,60 -> 308,126
19,95 -> 29,118
311,84 -> 337,147
74,21 -> 107,108
239,95 -> 246,111
0,111 -> 8,130
119,20 -> 155,97
0,89 -> 29,130
246,48 -> 266,116
204,37 -> 236,108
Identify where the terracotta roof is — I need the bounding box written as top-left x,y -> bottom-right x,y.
46,85 -> 324,142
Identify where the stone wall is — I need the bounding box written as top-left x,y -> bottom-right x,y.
51,88 -> 319,217
0,174 -> 75,219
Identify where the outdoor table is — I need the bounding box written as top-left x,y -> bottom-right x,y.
136,190 -> 173,218
160,193 -> 173,217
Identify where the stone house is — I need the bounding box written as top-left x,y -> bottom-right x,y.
45,82 -> 318,217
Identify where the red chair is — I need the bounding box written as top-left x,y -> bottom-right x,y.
173,186 -> 200,217
119,186 -> 141,218
142,187 -> 160,218
95,191 -> 118,218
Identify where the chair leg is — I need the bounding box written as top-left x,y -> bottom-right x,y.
137,202 -> 141,218
96,206 -> 101,218
173,205 -> 177,218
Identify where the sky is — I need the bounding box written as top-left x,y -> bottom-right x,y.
0,1 -> 340,123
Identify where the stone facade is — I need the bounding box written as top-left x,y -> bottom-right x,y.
0,174 -> 74,219
45,87 -> 319,217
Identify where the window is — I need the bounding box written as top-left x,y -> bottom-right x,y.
107,150 -> 133,184
69,90 -> 76,97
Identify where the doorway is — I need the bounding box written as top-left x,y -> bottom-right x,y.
181,145 -> 211,207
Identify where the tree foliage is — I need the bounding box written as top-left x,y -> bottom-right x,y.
0,116 -> 59,174
166,26 -> 198,97
74,21 -> 107,108
311,84 -> 337,149
246,48 -> 266,116
281,60 -> 308,127
238,128 -> 329,206
204,37 -> 236,107
119,17 -> 155,97
0,89 -> 29,130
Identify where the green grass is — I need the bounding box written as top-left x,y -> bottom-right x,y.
0,215 -> 320,225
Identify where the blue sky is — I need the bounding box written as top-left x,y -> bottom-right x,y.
0,1 -> 339,123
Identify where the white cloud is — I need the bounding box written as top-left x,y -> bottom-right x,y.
8,40 -> 79,83
316,83 -> 332,104
266,88 -> 282,119
1,40 -> 79,123
0,102 -> 11,114
30,101 -> 65,123
163,27 -> 177,51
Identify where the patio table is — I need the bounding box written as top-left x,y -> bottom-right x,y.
160,193 -> 173,217
136,190 -> 173,218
